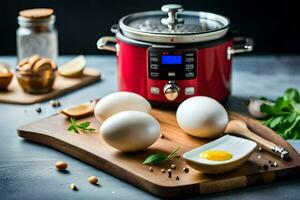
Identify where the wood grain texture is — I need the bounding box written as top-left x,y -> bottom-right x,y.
0,68 -> 101,104
17,106 -> 300,198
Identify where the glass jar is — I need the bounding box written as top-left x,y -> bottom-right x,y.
16,67 -> 56,94
16,11 -> 58,63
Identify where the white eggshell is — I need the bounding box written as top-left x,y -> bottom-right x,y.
100,111 -> 160,152
94,92 -> 151,122
176,96 -> 228,138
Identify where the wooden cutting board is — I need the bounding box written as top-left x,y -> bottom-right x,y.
17,105 -> 300,198
0,68 -> 101,104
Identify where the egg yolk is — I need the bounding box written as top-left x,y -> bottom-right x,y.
199,150 -> 232,161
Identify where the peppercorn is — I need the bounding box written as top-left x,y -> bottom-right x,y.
183,167 -> 189,173
176,176 -> 180,180
263,164 -> 268,170
50,100 -> 61,107
161,169 -> 166,173
35,107 -> 42,113
70,183 -> 78,191
167,169 -> 172,178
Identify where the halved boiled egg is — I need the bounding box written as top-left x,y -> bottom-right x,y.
183,135 -> 257,174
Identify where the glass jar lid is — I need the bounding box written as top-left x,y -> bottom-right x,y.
18,8 -> 55,29
119,4 -> 230,43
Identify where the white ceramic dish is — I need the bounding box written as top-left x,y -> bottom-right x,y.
183,135 -> 257,174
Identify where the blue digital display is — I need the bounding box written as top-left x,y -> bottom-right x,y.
162,55 -> 182,65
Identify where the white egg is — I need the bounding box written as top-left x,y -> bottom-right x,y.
94,92 -> 151,122
176,96 -> 228,138
100,111 -> 160,152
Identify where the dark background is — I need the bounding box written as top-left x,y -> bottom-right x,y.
1,0 -> 299,55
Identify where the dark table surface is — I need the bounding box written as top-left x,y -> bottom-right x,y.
0,55 -> 300,200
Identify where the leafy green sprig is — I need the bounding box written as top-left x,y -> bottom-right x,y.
143,147 -> 180,165
68,118 -> 95,133
260,88 -> 300,139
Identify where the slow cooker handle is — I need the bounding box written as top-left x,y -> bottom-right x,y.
227,37 -> 254,60
97,36 -> 118,53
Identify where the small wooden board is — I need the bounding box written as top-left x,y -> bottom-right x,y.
17,105 -> 300,198
0,68 -> 101,104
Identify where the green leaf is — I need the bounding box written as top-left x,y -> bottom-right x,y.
291,102 -> 300,114
284,88 -> 300,102
143,147 -> 180,165
68,125 -> 78,133
67,118 -> 95,134
78,122 -> 90,129
288,112 -> 297,123
143,153 -> 167,164
70,117 -> 76,124
256,88 -> 300,140
274,97 -> 288,111
269,116 -> 282,128
261,104 -> 275,116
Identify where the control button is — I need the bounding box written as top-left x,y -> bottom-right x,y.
185,57 -> 194,62
185,64 -> 194,70
185,87 -> 195,95
186,52 -> 195,57
150,64 -> 158,70
150,72 -> 159,77
168,72 -> 176,77
185,72 -> 195,78
150,87 -> 160,95
150,57 -> 158,62
164,81 -> 180,101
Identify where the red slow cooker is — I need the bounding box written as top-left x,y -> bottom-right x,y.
97,4 -> 253,105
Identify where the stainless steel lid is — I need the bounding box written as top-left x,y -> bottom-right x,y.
119,4 -> 230,44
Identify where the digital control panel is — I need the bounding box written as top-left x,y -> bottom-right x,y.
148,48 -> 197,80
